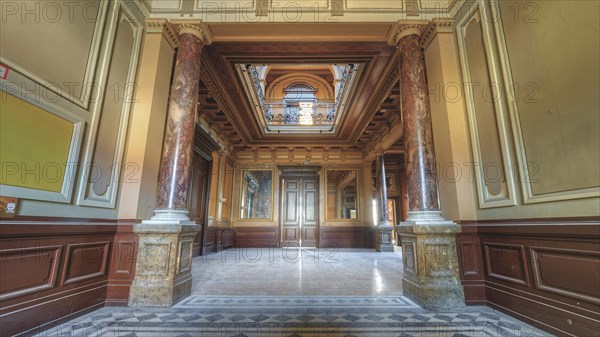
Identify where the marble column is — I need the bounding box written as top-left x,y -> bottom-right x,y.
129,23 -> 205,307
375,155 -> 394,252
395,26 -> 465,308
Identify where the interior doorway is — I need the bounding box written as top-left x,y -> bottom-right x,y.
186,151 -> 211,256
279,168 -> 320,248
186,127 -> 221,256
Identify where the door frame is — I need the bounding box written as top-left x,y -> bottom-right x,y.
191,126 -> 221,256
278,166 -> 321,248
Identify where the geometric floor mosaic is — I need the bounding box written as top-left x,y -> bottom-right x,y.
36,296 -> 554,337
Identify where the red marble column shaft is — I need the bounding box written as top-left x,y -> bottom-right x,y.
398,33 -> 440,212
375,155 -> 389,224
156,32 -> 202,210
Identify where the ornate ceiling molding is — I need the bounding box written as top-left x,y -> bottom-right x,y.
350,49 -> 401,145
199,60 -> 251,146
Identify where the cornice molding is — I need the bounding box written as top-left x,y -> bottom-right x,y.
361,111 -> 402,158
199,62 -> 251,145
352,55 -> 400,145
145,18 -> 178,49
421,18 -> 454,49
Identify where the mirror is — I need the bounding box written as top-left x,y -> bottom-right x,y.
240,170 -> 273,219
326,169 -> 358,219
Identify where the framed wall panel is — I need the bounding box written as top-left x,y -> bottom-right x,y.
76,2 -> 144,208
0,90 -> 84,203
0,0 -> 109,109
490,0 -> 600,203
455,0 -> 517,208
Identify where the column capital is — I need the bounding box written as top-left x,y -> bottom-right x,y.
172,20 -> 213,45
145,18 -> 179,49
421,18 -> 454,49
389,22 -> 426,45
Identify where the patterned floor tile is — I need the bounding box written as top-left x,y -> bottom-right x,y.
34,295 -> 555,337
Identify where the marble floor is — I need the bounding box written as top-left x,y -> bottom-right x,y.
191,248 -> 405,296
33,248 -> 555,337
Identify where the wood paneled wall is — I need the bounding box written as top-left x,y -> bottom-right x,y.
0,219 -> 137,336
319,226 -> 372,249
456,218 -> 600,337
233,226 -> 373,249
234,227 -> 279,248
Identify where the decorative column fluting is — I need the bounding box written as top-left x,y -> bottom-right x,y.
375,154 -> 394,252
129,22 -> 207,307
394,25 -> 465,309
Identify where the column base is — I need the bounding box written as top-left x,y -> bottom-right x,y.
129,274 -> 193,307
375,224 -> 395,252
128,215 -> 201,307
398,213 -> 465,309
403,277 -> 465,309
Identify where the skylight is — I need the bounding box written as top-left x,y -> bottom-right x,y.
237,63 -> 359,134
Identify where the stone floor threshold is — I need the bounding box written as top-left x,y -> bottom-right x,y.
35,295 -> 553,337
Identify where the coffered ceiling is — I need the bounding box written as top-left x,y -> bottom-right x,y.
197,37 -> 401,153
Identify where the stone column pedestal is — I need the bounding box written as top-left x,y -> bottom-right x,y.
375,225 -> 395,252
398,211 -> 464,309
129,211 -> 201,307
129,23 -> 206,307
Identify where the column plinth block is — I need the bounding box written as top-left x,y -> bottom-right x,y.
128,222 -> 201,307
397,217 -> 464,309
375,224 -> 395,252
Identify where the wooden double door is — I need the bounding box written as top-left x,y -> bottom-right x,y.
281,172 -> 319,248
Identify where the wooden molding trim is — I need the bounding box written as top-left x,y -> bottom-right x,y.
455,218 -> 600,336
0,220 -> 138,335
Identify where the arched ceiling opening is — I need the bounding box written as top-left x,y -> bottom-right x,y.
265,72 -> 335,101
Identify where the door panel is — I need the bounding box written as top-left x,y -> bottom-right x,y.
284,227 -> 299,241
302,179 -> 318,247
304,191 -> 316,222
186,152 -> 211,256
281,175 -> 319,248
282,179 -> 301,247
285,191 -> 298,223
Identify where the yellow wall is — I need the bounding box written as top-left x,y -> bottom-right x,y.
0,93 -> 73,192
499,0 -> 600,195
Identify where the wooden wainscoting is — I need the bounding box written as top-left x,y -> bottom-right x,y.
457,218 -> 600,337
234,227 -> 279,248
0,219 -> 138,336
455,221 -> 486,305
319,226 -> 370,248
202,227 -> 235,254
106,222 -> 138,306
233,226 -> 372,249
